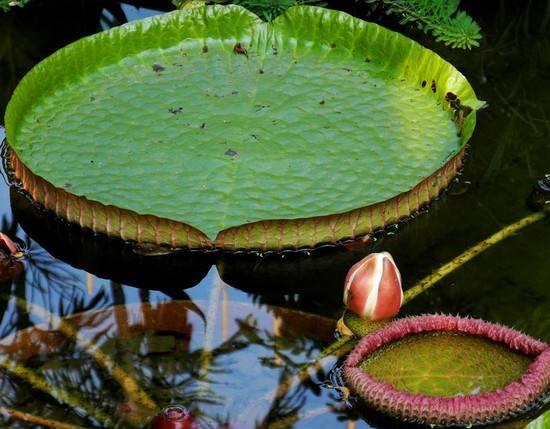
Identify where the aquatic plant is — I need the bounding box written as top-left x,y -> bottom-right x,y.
344,315 -> 550,426
275,199 -> 550,424
4,5 -> 483,251
174,0 -> 482,49
363,0 -> 482,49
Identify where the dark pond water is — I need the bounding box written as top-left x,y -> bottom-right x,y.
0,1 -> 549,428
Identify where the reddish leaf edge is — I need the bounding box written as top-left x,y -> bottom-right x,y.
7,147 -> 465,252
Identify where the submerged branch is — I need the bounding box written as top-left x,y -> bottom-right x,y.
4,296 -> 158,415
0,406 -> 88,429
0,357 -> 111,425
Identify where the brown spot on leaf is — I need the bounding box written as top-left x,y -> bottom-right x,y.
152,63 -> 165,73
225,149 -> 238,159
233,43 -> 248,58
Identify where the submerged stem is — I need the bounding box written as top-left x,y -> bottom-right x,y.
272,336 -> 354,401
0,406 -> 89,429
403,211 -> 546,305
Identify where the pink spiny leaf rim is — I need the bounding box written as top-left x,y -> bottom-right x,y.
343,314 -> 550,427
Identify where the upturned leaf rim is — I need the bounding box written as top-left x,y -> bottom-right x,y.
343,314 -> 550,427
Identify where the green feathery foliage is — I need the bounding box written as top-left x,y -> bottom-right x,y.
364,0 -> 481,49
0,0 -> 30,12
231,0 -> 325,21
173,0 -> 325,21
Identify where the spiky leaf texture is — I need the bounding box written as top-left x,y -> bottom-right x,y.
344,315 -> 550,426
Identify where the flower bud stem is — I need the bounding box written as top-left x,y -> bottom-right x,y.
403,211 -> 546,305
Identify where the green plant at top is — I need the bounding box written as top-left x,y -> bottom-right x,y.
0,0 -> 30,12
176,0 -> 480,47
231,0 -> 325,21
363,0 -> 482,49
173,0 -> 326,21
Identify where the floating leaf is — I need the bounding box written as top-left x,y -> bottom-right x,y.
5,5 -> 482,250
344,315 -> 550,426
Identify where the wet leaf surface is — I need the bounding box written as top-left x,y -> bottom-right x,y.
5,5 -> 480,246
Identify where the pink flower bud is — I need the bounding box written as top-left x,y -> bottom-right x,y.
343,252 -> 403,321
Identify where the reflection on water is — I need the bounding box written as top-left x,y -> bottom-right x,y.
0,299 -> 344,428
0,1 -> 550,428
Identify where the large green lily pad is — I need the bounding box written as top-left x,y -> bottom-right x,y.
5,5 -> 483,250
360,331 -> 531,397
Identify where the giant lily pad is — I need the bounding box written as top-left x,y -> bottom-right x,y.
4,5 -> 483,250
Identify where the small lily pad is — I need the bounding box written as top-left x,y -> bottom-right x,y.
344,315 -> 550,426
